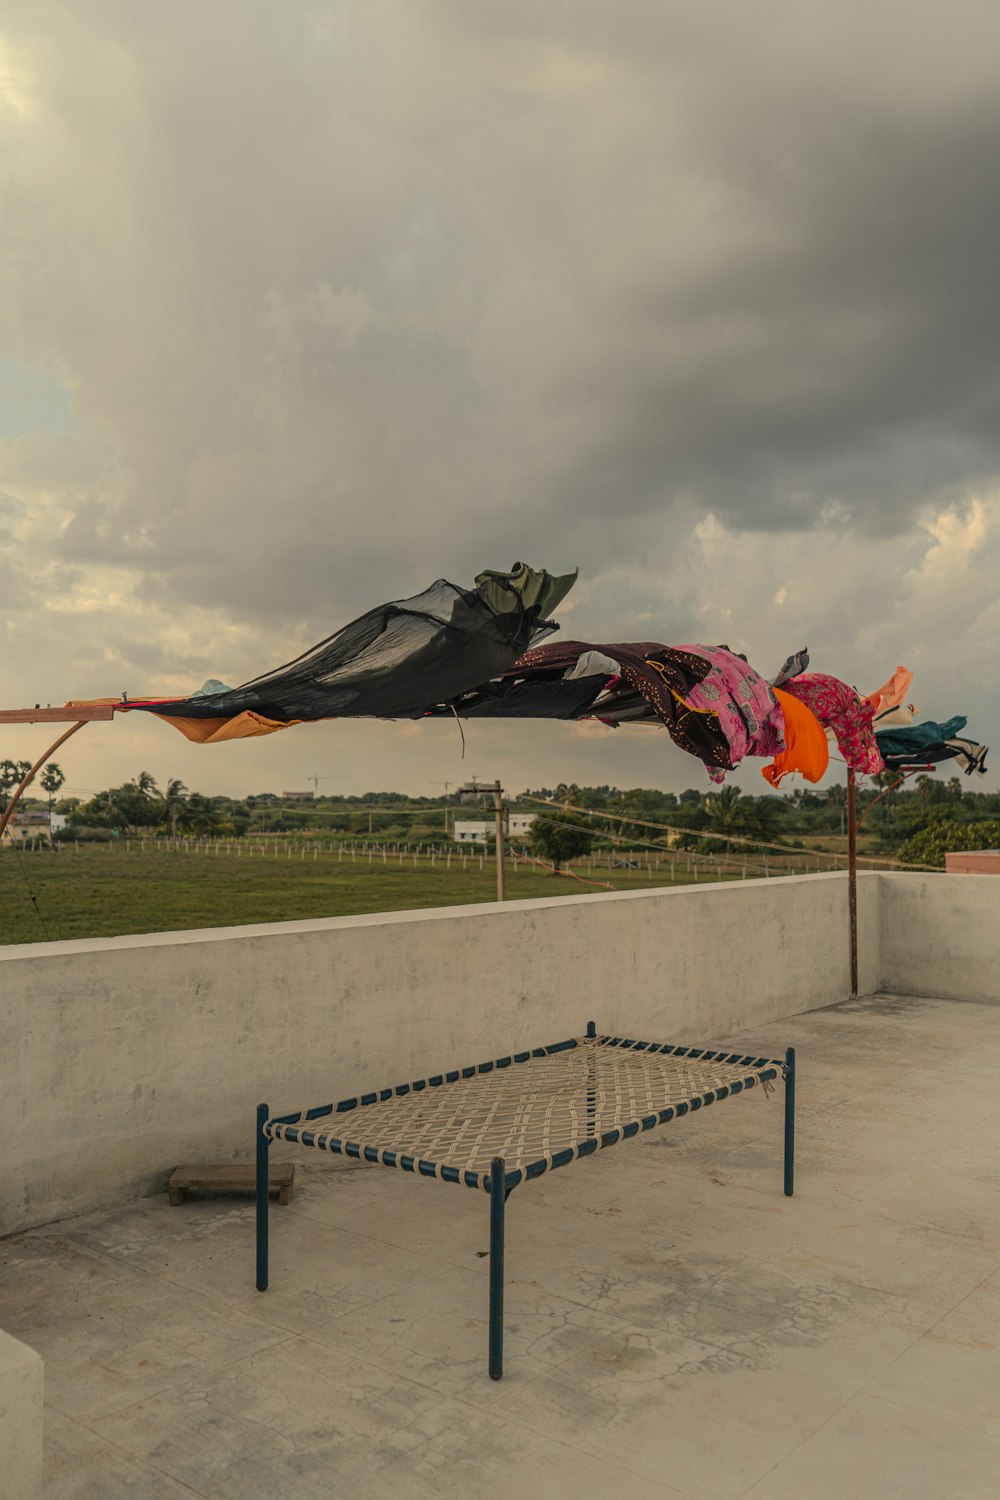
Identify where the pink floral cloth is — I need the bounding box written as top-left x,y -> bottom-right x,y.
781,672 -> 884,775
675,645 -> 786,784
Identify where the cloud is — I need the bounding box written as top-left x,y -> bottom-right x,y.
0,1 -> 997,797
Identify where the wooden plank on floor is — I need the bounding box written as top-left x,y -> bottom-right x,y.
168,1162 -> 295,1206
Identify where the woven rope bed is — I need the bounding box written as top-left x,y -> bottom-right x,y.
256,1025 -> 796,1377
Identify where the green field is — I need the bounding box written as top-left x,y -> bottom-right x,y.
0,843 -> 732,946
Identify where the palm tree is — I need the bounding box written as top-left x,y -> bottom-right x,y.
40,763 -> 65,834
135,770 -> 159,797
160,778 -> 188,836
704,785 -> 743,851
179,792 -> 222,836
0,760 -> 18,810
752,795 -> 785,842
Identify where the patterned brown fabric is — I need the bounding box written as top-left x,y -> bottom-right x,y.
509,640 -> 735,770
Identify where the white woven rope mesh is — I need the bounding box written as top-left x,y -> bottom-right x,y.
275,1038 -> 773,1177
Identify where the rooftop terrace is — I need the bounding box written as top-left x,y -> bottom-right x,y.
1,873 -> 998,1496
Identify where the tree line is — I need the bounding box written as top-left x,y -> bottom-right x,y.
520,777 -> 1000,867
6,766 -> 997,866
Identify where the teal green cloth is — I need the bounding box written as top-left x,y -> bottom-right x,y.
875,715 -> 967,758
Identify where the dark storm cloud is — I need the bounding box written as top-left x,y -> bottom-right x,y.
547,105 -> 1000,534
2,1 -> 1000,795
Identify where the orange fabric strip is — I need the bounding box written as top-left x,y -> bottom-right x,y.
149,710 -> 301,744
762,689 -> 830,788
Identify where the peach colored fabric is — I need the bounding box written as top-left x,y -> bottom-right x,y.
762,689 -> 830,788
150,710 -> 299,743
865,666 -> 913,717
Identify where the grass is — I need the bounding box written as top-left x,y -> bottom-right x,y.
0,843 -> 729,946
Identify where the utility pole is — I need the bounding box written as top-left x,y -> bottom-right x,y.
458,779 -> 505,901
430,781 -> 453,835
492,780 -> 505,902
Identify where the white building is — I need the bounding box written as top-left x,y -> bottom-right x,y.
1,811 -> 66,844
452,814 -> 536,844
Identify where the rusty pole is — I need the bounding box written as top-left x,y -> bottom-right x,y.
0,721 -> 89,844
847,766 -> 858,997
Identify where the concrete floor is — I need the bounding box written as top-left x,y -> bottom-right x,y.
3,993 -> 1000,1500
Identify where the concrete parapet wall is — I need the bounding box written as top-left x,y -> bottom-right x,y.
879,872 -> 1000,1005
1,873 -> 879,1235
0,1330 -> 43,1498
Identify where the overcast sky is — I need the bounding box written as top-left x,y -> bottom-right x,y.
2,1 -> 999,802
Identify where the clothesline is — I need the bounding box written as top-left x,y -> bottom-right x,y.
0,563 -> 987,801
522,797 -> 941,871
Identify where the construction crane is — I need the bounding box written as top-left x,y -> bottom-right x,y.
308,775 -> 348,796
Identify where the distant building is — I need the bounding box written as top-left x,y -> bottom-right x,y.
452,821 -> 490,844
281,791 -> 315,801
452,814 -> 535,844
1,810 -> 67,844
945,850 -> 1000,875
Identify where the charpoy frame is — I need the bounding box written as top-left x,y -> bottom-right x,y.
255,1023 -> 796,1378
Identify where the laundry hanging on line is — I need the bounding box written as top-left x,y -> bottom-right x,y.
122,562 -> 578,742
875,716 -> 990,775
864,666 -> 914,718
780,672 -> 884,776
761,690 -> 830,788
672,645 -> 786,783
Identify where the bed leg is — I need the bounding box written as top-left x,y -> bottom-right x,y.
488,1156 -> 506,1379
256,1102 -> 270,1290
783,1048 -> 796,1197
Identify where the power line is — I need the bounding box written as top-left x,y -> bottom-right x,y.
520,795 -> 936,870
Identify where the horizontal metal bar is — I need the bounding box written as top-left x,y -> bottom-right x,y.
0,703 -> 117,723
268,1064 -> 780,1189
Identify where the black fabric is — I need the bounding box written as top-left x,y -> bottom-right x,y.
449,674 -> 608,719
132,564 -> 576,723
881,735 -> 989,775
453,638 -> 734,771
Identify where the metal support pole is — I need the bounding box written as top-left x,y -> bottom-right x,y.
0,721 -> 88,844
493,781 -> 506,902
847,767 -> 858,997
783,1049 -> 796,1197
488,1157 -> 506,1378
256,1102 -> 270,1291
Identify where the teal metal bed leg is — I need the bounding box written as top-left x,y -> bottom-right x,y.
488,1156 -> 506,1379
783,1048 -> 795,1197
256,1102 -> 270,1290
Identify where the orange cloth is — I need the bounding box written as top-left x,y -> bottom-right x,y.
149,710 -> 300,744
762,689 -> 830,788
